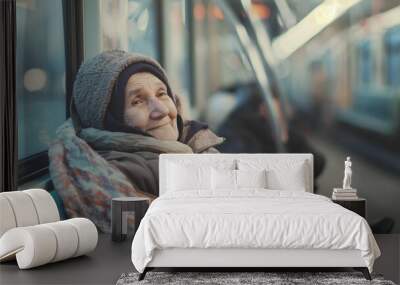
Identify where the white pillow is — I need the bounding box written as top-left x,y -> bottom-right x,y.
236,169 -> 267,189
266,166 -> 306,191
211,169 -> 268,190
167,163 -> 211,191
211,168 -> 236,190
238,159 -> 308,191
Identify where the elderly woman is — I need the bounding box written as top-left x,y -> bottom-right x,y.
49,50 -> 224,232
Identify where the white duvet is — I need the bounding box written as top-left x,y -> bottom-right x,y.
131,190 -> 380,273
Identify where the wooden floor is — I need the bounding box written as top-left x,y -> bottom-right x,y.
0,234 -> 398,284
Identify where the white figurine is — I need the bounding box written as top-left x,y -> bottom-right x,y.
343,156 -> 352,189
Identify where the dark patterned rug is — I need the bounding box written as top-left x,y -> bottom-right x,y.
116,271 -> 396,285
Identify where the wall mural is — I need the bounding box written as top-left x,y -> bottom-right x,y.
13,0 -> 400,234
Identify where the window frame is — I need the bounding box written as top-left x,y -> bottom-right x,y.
17,0 -> 84,185
0,0 -> 17,192
155,0 -> 165,66
16,0 -> 168,185
187,0 -> 196,107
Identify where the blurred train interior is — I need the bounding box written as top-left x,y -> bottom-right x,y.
13,0 -> 400,233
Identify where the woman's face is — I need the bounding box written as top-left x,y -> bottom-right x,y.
123,72 -> 179,141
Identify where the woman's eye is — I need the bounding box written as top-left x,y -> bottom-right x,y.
132,100 -> 143,106
157,92 -> 167,97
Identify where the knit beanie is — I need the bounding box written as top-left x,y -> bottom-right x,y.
71,50 -> 182,137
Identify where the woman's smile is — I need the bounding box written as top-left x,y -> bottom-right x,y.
146,120 -> 171,131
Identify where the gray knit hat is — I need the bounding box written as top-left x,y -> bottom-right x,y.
71,50 -> 173,130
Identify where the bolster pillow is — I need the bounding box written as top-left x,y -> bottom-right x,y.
0,218 -> 98,269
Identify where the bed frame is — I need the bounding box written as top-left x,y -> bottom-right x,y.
141,248 -> 370,280
139,154 -> 371,280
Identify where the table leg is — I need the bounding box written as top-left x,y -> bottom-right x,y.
111,200 -> 123,241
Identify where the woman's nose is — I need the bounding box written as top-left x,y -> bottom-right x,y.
149,97 -> 169,120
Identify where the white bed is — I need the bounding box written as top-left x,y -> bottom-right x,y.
131,154 -> 380,280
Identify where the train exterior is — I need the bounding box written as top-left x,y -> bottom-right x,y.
283,10 -> 400,144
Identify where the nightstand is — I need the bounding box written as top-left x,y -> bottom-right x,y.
111,197 -> 150,242
332,198 -> 366,218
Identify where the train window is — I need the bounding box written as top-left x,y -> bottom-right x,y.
253,0 -> 286,39
193,0 -> 255,125
189,1 -> 284,154
357,40 -> 374,85
84,0 -> 159,60
385,28 -> 400,87
16,0 -> 66,159
162,0 -> 192,114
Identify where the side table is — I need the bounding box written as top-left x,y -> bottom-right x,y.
111,197 -> 150,242
332,198 -> 366,218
